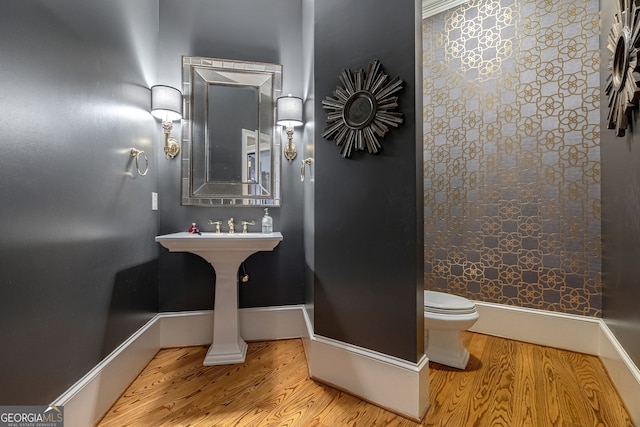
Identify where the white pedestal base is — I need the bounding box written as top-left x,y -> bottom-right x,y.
154,232 -> 283,367
204,338 -> 248,365
206,261 -> 246,366
425,329 -> 470,369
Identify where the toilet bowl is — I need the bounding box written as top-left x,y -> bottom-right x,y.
424,290 -> 479,369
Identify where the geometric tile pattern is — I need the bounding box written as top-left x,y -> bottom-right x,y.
422,0 -> 601,316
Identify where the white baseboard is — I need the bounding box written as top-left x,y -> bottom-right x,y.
307,335 -> 429,421
598,321 -> 640,423
300,307 -> 430,421
53,302 -> 640,426
51,318 -> 161,427
470,301 -> 602,354
470,301 -> 640,424
53,305 -> 428,425
158,306 -> 306,348
158,307 -> 429,420
53,306 -> 307,427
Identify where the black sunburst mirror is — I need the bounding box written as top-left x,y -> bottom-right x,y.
322,60 -> 404,158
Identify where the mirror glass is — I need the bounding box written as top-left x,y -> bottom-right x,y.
181,56 -> 282,206
344,92 -> 376,128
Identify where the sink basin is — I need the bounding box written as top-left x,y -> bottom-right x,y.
155,231 -> 283,254
156,231 -> 283,365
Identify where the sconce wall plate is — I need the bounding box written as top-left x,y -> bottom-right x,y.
606,0 -> 640,137
283,127 -> 297,162
162,121 -> 180,159
322,60 -> 404,158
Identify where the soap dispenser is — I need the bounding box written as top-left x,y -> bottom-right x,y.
261,208 -> 273,233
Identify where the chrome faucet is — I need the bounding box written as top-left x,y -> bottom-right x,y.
208,220 -> 222,233
241,220 -> 255,233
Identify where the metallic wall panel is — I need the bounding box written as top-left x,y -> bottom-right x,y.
0,0 -> 159,404
422,0 -> 602,316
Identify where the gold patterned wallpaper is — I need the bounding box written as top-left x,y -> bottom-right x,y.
422,0 -> 601,316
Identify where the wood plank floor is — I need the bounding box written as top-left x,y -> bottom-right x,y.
96,333 -> 633,426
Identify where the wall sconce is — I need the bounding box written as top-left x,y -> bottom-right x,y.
151,85 -> 183,159
276,94 -> 303,163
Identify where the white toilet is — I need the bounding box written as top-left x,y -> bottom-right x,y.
424,290 -> 479,369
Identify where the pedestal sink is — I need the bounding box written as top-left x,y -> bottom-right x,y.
155,231 -> 283,365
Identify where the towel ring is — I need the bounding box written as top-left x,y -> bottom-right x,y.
130,148 -> 149,176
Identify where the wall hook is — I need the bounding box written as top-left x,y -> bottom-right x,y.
301,157 -> 313,182
240,263 -> 249,283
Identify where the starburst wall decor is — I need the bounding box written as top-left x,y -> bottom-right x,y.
606,0 -> 640,137
322,60 -> 404,158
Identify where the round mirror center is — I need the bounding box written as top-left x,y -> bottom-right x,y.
343,91 -> 376,129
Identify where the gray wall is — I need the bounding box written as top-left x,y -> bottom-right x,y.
313,0 -> 424,363
302,0 -> 316,326
0,0 -> 160,404
600,0 -> 640,366
155,0 -> 306,311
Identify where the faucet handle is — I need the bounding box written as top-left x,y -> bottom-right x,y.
241,220 -> 256,233
208,220 -> 222,233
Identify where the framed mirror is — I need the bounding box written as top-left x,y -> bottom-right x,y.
181,56 -> 282,206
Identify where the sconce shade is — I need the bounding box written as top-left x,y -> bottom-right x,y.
276,95 -> 303,128
151,85 -> 183,122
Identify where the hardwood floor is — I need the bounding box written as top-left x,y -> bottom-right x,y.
96,333 -> 633,426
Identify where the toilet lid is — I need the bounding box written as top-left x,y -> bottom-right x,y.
424,290 -> 476,314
